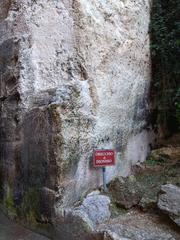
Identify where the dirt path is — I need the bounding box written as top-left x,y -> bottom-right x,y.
0,211 -> 50,240
99,210 -> 180,240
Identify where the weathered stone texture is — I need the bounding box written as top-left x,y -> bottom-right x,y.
0,0 -> 152,225
0,0 -> 12,22
108,176 -> 143,209
158,184 -> 180,227
99,211 -> 179,240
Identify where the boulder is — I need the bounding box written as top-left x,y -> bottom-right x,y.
139,195 -> 157,211
75,191 -> 111,229
54,192 -> 110,240
158,184 -> 180,226
149,147 -> 180,162
108,176 -> 143,209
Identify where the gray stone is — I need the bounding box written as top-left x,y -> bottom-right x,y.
104,230 -> 131,240
139,195 -> 157,211
108,176 -> 143,209
75,193 -> 111,229
102,224 -> 175,240
54,192 -> 110,240
158,184 -> 180,226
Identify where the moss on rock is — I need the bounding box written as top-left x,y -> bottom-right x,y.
20,188 -> 41,225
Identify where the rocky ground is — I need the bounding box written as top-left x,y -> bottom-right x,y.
66,145 -> 180,240
0,146 -> 179,240
101,146 -> 180,240
100,210 -> 180,240
108,147 -> 180,214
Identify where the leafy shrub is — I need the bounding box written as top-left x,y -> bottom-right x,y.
150,0 -> 180,135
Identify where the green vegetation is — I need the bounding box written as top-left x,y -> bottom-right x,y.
4,186 -> 17,217
20,188 -> 41,225
150,0 -> 180,135
0,186 -> 41,225
110,202 -> 128,218
146,155 -> 168,166
145,157 -> 159,166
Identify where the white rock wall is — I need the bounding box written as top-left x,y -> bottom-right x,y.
2,0 -> 152,209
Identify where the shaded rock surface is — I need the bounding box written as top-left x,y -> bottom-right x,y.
158,184 -> 180,227
108,176 -> 143,209
108,173 -> 162,212
105,151 -> 180,239
108,149 -> 180,213
0,210 -> 49,240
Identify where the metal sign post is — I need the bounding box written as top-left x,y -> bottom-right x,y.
102,167 -> 107,192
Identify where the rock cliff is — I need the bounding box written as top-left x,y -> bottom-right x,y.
0,0 -> 152,226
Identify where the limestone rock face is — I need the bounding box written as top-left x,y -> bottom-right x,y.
158,184 -> 180,226
0,0 -> 151,225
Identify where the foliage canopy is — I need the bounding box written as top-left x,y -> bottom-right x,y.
150,0 -> 180,135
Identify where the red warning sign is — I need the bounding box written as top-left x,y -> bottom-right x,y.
93,150 -> 115,167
